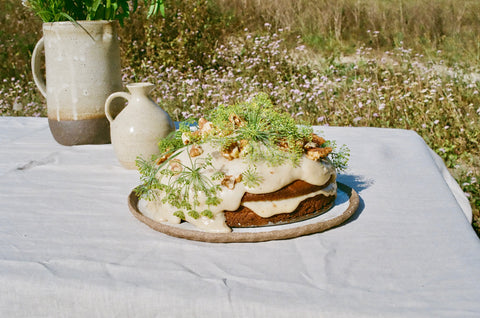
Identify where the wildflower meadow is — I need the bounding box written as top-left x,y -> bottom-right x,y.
1,0 -> 479,235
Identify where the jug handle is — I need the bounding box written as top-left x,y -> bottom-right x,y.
31,37 -> 47,98
105,92 -> 130,123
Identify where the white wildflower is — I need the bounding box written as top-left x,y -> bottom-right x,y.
13,101 -> 23,111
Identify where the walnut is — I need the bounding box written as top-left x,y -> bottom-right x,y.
303,141 -> 317,149
221,143 -> 241,160
235,174 -> 243,183
221,175 -> 237,190
277,139 -> 290,151
169,159 -> 183,172
311,134 -> 326,146
181,132 -> 191,145
155,153 -> 172,165
306,147 -> 332,161
189,144 -> 203,157
198,117 -> 213,135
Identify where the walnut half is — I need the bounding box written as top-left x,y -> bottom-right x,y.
169,159 -> 183,173
221,143 -> 241,161
221,174 -> 241,190
189,144 -> 203,157
306,147 -> 332,161
311,134 -> 326,146
198,117 -> 213,135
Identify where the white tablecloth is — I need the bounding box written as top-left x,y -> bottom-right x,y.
1,117 -> 479,317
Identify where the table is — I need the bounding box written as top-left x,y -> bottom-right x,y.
1,117 -> 479,317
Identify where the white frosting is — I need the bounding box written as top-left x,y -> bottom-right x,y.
138,142 -> 336,233
242,183 -> 337,218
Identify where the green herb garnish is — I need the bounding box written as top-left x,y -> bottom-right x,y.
241,166 -> 263,188
208,93 -> 313,166
323,140 -> 350,172
159,153 -> 222,217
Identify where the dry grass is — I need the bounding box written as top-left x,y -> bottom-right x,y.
218,0 -> 480,42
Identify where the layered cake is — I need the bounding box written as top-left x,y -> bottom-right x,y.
135,94 -> 348,233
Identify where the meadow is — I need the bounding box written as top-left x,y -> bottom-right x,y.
1,0 -> 479,235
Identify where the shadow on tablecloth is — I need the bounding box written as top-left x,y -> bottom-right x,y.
337,173 -> 372,223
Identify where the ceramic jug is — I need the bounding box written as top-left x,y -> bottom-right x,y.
105,83 -> 175,169
31,20 -> 123,145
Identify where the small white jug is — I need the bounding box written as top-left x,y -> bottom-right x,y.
105,83 -> 175,169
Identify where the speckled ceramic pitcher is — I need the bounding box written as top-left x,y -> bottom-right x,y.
31,20 -> 123,145
105,83 -> 175,169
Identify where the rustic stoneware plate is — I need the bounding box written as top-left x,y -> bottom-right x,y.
128,182 -> 359,243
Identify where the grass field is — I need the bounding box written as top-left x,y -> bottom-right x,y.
1,0 -> 479,236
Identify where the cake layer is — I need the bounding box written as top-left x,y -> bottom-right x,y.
225,191 -> 336,227
242,176 -> 335,202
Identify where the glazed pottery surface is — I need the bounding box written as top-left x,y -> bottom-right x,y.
31,20 -> 123,145
105,83 -> 175,169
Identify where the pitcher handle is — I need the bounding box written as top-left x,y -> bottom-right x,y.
31,37 -> 47,98
105,92 -> 130,123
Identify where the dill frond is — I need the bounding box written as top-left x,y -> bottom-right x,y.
188,210 -> 200,219
201,210 -> 214,219
323,140 -> 350,172
241,166 -> 263,188
174,211 -> 186,220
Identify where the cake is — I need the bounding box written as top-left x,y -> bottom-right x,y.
135,94 -> 348,233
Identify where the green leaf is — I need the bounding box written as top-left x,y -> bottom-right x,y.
25,0 -> 164,23
145,0 -> 165,18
